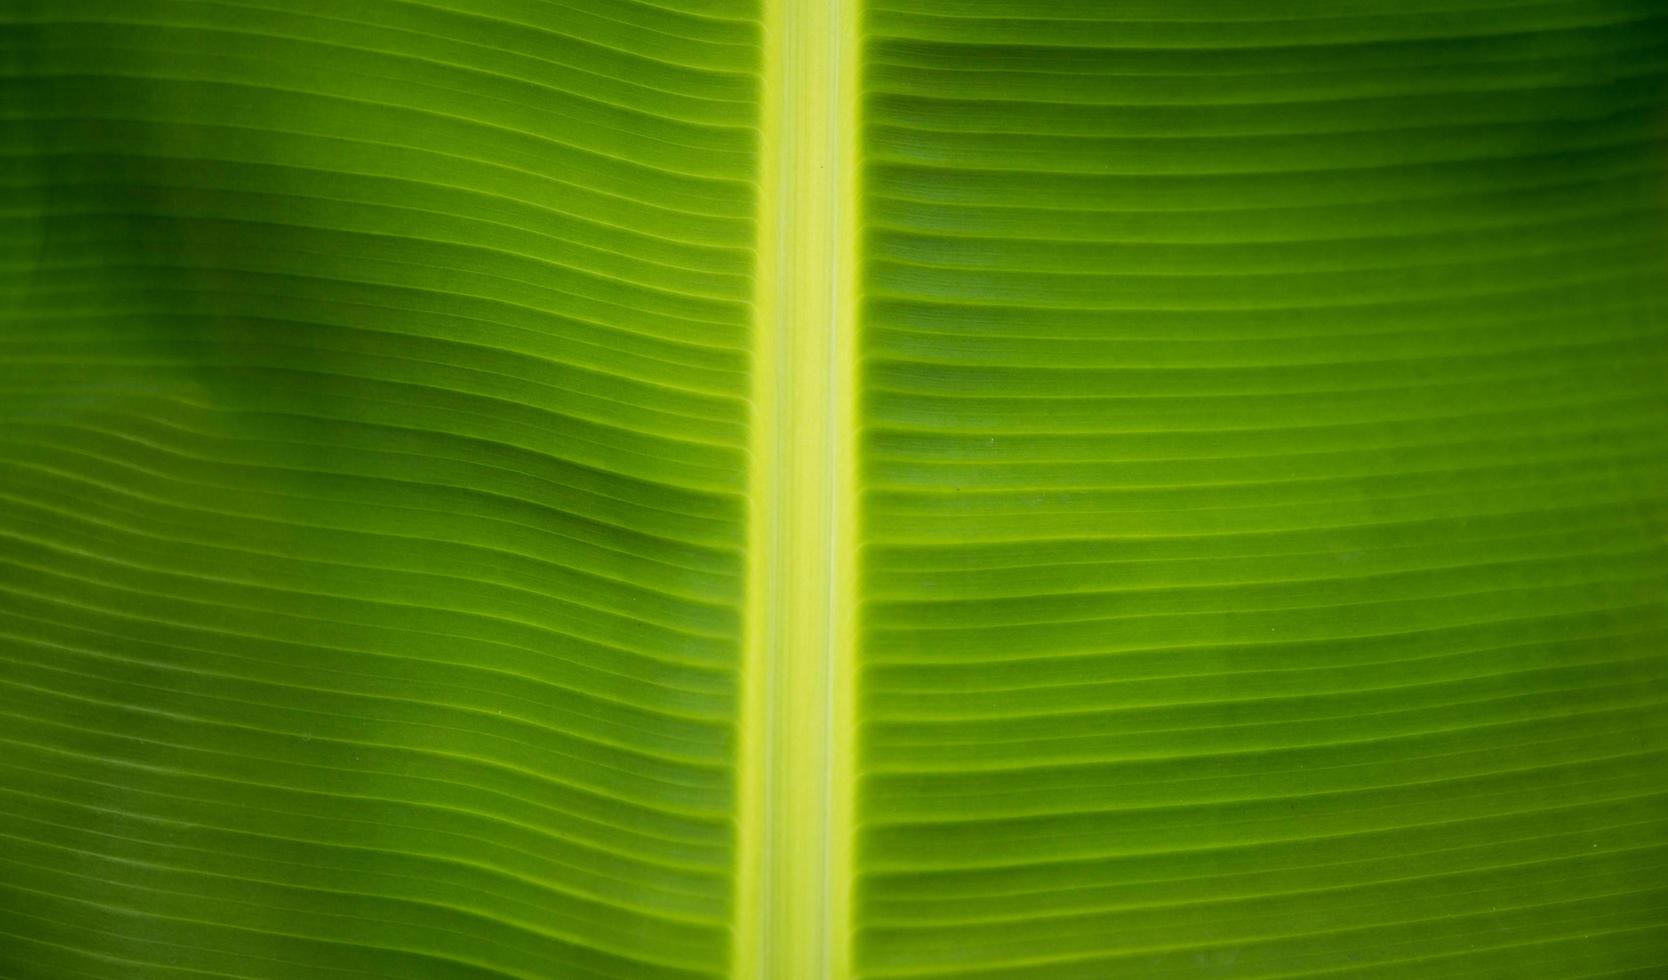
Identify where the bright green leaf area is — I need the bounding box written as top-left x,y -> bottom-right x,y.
2,1 -> 1667,979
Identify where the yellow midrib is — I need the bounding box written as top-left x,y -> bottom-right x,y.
735,0 -> 859,976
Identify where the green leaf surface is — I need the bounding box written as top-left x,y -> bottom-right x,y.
2,2 -> 757,977
2,1 -> 1666,978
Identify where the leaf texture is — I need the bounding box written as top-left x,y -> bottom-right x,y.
0,1 -> 760,977
853,1 -> 1668,977
0,1 -> 1666,979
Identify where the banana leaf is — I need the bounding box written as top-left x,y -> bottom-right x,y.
1,1 -> 1665,977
